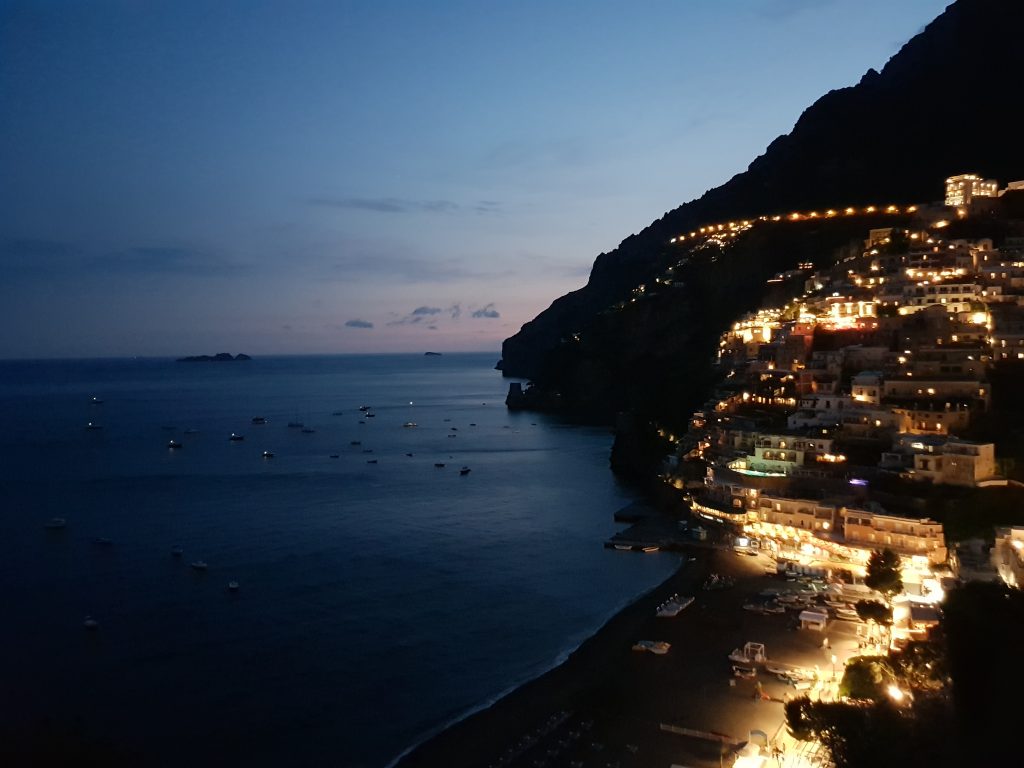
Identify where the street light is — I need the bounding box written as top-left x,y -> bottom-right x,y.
831,654 -> 838,680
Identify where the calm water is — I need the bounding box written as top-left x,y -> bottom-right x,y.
0,353 -> 677,767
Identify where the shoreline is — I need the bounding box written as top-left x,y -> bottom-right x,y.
394,544 -> 826,768
393,551 -> 710,768
385,560 -> 684,768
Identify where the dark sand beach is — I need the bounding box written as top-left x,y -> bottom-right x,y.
395,546 -> 849,768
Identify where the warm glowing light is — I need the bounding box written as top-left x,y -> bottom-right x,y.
934,220 -> 949,228
887,685 -> 905,702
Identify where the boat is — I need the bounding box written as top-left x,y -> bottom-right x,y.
656,596 -> 694,617
171,546 -> 183,558
85,422 -> 102,430
642,546 -> 659,553
366,413 -> 376,418
732,665 -> 757,679
83,616 -> 99,631
434,463 -> 445,468
614,544 -> 634,551
329,454 -> 339,459
350,441 -> 361,446
632,640 -> 670,655
743,603 -> 766,613
459,467 -> 471,475
367,459 -> 378,464
469,423 -> 477,427
44,517 -> 67,530
191,561 -> 208,571
229,433 -> 244,441
405,452 -> 414,457
359,405 -> 370,412
168,440 -> 182,449
403,422 -> 417,428
228,581 -> 239,592
834,607 -> 860,621
262,451 -> 275,458
450,427 -> 458,431
763,602 -> 786,614
301,428 -> 316,434
287,422 -> 303,428
332,411 -> 344,416
447,434 -> 456,438
728,648 -> 752,663
251,417 -> 267,424
90,396 -> 103,405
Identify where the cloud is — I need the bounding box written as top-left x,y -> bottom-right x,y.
1,238 -> 246,278
387,304 -> 465,327
308,196 -> 502,217
329,252 -> 514,283
307,196 -> 458,214
345,319 -> 374,329
471,303 -> 500,319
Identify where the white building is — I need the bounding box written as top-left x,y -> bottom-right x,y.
945,174 -> 998,207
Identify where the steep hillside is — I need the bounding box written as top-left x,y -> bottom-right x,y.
502,0 -> 1024,381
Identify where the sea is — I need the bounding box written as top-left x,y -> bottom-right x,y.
0,353 -> 678,767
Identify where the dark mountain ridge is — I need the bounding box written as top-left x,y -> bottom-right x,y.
502,0 -> 1024,381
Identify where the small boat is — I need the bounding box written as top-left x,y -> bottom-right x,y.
614,544 -> 633,551
301,428 -> 316,434
367,459 -> 378,464
228,581 -> 239,592
171,546 -> 183,558
85,422 -> 102,430
469,423 -> 477,427
403,422 -> 417,428
362,449 -> 373,453
642,546 -> 659,553
447,434 -> 456,438
168,440 -> 182,449
44,517 -> 67,530
743,603 -> 766,613
406,452 -> 414,457
287,422 -> 303,428
332,411 -> 344,416
366,413 -> 376,418
732,665 -> 757,679
656,596 -> 694,617
350,441 -> 362,446
632,640 -> 670,655
434,463 -> 445,468
191,561 -> 208,571
329,454 -> 339,459
90,396 -> 104,405
835,608 -> 860,621
459,467 -> 471,475
359,406 -> 370,412
262,451 -> 275,458
450,427 -> 458,431
92,537 -> 113,547
763,602 -> 786,614
83,616 -> 99,631
229,433 -> 244,441
251,417 -> 267,424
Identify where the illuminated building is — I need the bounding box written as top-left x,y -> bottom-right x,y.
945,173 -> 998,207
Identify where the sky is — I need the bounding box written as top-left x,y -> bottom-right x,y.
0,0 -> 951,359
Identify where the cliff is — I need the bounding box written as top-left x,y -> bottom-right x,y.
502,0 -> 1024,386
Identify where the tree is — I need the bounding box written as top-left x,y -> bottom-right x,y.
839,657 -> 888,700
855,599 -> 893,625
864,548 -> 903,600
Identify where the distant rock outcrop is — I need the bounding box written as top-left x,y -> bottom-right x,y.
177,353 -> 252,362
501,0 -> 1024,383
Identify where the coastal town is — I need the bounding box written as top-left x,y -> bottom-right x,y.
408,175 -> 1024,768
647,173 -> 1024,765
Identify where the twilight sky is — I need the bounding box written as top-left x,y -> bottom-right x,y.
0,0 -> 949,359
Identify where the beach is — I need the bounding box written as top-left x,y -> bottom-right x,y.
396,545 -> 858,768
